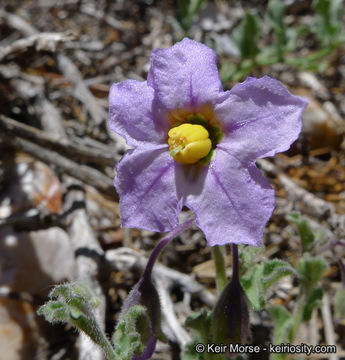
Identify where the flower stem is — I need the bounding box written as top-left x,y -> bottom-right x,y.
74,313 -> 116,360
97,334 -> 117,360
289,293 -> 306,343
232,244 -> 239,283
143,218 -> 194,280
211,245 -> 227,294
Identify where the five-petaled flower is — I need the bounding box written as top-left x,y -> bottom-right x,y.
108,38 -> 307,247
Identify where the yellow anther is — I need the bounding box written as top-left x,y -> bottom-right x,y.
168,123 -> 212,164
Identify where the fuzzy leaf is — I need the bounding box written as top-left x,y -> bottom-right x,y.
241,259 -> 295,310
185,309 -> 212,343
262,259 -> 296,289
233,12 -> 262,59
49,284 -> 72,300
312,0 -> 344,46
183,342 -> 205,360
303,287 -> 323,321
297,253 -> 328,293
115,275 -> 162,359
177,0 -> 205,32
238,245 -> 264,274
287,213 -> 315,252
38,283 -> 116,360
37,300 -> 69,323
241,264 -> 265,310
267,0 -> 287,53
113,305 -> 150,360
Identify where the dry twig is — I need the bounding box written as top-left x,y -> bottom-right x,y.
155,276 -> 192,350
0,115 -> 119,167
0,133 -> 116,198
321,293 -> 338,360
63,178 -> 106,360
0,10 -> 107,127
0,31 -> 75,62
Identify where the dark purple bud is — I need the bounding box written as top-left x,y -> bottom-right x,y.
212,245 -> 250,349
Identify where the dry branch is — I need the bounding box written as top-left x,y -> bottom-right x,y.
0,132 -> 117,198
0,210 -> 64,231
321,293 -> 338,360
80,4 -> 126,31
0,31 -> 75,62
63,178 -> 106,360
155,276 -> 192,350
0,115 -> 119,167
0,10 -> 107,126
56,54 -> 108,125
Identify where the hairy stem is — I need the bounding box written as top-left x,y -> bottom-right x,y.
143,218 -> 195,280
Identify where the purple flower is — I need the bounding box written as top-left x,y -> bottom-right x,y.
108,38 -> 307,247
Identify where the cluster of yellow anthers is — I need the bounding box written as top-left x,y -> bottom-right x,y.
167,108 -> 223,165
168,123 -> 212,164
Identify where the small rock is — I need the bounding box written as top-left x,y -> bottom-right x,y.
0,227 -> 75,296
0,298 -> 42,360
298,72 -> 329,100
296,90 -> 344,150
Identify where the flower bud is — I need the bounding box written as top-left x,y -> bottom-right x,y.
212,276 -> 250,349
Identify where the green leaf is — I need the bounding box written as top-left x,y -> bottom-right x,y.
113,305 -> 150,360
269,305 -> 292,340
38,283 -> 116,360
287,213 -> 315,253
184,310 -> 213,360
335,287 -> 345,320
303,287 -> 323,321
49,284 -> 72,300
238,245 -> 265,274
262,259 -> 296,289
177,0 -> 205,33
37,300 -> 69,323
285,27 -> 299,52
267,0 -> 287,56
312,0 -> 344,46
185,309 -> 212,343
297,253 -> 328,293
241,264 -> 265,310
232,12 -> 262,59
241,259 -> 295,310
